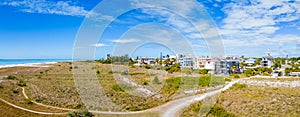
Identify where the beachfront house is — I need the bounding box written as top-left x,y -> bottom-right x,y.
261,53 -> 273,68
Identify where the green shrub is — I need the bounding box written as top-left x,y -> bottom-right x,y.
17,80 -> 26,87
7,75 -> 16,80
73,104 -> 83,109
143,81 -> 148,85
198,76 -> 224,87
208,105 -> 236,117
67,109 -> 94,117
199,69 -> 209,75
12,89 -> 19,94
33,97 -> 42,103
262,72 -> 270,76
161,77 -> 181,95
25,99 -> 33,105
234,74 -> 240,78
112,84 -> 124,92
199,76 -> 211,87
125,106 -> 141,111
225,78 -> 232,82
145,65 -> 151,69
0,85 -> 3,89
278,71 -> 282,76
231,83 -> 247,90
96,70 -> 100,74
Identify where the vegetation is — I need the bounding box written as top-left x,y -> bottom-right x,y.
17,80 -> 26,87
278,71 -> 282,76
6,75 -> 16,80
199,76 -> 225,87
181,99 -> 235,117
207,105 -> 236,117
164,63 -> 181,73
181,68 -> 192,75
67,109 -> 94,117
0,100 -> 63,117
224,78 -> 232,82
216,85 -> 300,116
229,74 -> 240,78
97,54 -> 130,64
152,76 -> 161,84
112,84 -> 124,92
230,83 -> 247,90
243,67 -> 273,77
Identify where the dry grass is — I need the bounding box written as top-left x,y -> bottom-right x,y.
181,83 -> 300,117
0,62 -> 225,115
218,85 -> 300,116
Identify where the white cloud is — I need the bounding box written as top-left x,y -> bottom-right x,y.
90,43 -> 107,47
0,0 -> 88,16
218,0 -> 300,54
111,38 -> 140,43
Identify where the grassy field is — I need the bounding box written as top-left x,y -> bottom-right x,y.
0,62 -> 226,116
181,83 -> 300,117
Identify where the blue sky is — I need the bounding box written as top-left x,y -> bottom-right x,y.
1,0 -> 300,59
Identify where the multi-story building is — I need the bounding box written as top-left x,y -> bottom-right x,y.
197,57 -> 215,70
177,54 -> 197,69
214,57 -> 227,75
261,53 -> 273,68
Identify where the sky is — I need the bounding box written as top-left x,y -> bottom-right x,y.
1,0 -> 300,59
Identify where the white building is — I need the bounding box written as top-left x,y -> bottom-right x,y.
197,58 -> 215,70
261,53 -> 273,68
177,54 -> 197,69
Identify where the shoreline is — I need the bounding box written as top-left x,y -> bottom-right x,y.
0,62 -> 62,69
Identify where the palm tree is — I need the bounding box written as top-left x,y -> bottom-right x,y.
164,58 -> 171,66
171,58 -> 177,65
155,58 -> 159,65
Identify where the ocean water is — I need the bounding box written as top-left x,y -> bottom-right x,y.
0,59 -> 72,68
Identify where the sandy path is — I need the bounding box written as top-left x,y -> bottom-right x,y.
0,97 -> 68,115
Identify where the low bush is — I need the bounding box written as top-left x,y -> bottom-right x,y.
12,89 -> 19,94
112,84 -> 124,92
6,75 -> 16,80
230,83 -> 247,90
125,106 -> 141,111
33,97 -> 42,103
17,80 -> 26,87
199,76 -> 225,87
144,65 -> 151,69
67,109 -> 94,117
225,78 -> 232,82
25,99 -> 33,105
208,105 -> 236,117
